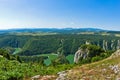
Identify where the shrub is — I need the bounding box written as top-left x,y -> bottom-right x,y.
91,56 -> 102,62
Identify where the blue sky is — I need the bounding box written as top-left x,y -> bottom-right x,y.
0,0 -> 120,30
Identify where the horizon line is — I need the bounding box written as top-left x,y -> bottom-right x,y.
0,27 -> 119,31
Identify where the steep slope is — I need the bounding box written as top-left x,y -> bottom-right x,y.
0,49 -> 74,80
56,49 -> 120,80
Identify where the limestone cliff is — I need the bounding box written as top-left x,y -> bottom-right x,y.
74,48 -> 89,63
84,39 -> 120,51
74,44 -> 104,64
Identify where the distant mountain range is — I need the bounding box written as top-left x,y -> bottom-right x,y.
0,28 -> 119,34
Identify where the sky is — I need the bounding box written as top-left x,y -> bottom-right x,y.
0,0 -> 120,30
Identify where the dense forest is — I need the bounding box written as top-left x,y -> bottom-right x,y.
0,31 -> 119,66
0,43 -> 114,79
0,34 -> 120,56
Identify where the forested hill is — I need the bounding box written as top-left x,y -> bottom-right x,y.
0,28 -> 120,56
0,33 -> 120,56
0,28 -> 105,34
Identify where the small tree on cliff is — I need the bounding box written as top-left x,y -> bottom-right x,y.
80,44 -> 104,58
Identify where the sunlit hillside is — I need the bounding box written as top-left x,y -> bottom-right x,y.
58,50 -> 120,80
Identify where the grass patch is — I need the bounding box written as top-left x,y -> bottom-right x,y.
13,48 -> 22,55
66,54 -> 74,64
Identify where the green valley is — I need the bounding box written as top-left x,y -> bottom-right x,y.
0,28 -> 120,80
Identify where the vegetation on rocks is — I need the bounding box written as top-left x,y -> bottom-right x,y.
74,44 -> 112,64
58,50 -> 120,80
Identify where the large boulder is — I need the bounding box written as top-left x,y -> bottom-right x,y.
74,44 -> 104,64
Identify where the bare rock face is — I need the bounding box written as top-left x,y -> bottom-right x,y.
85,40 -> 120,51
103,40 -> 108,51
74,48 -> 89,64
109,65 -> 120,74
111,40 -> 116,50
85,41 -> 91,45
117,40 -> 120,50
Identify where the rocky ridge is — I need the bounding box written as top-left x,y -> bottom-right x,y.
55,49 -> 120,80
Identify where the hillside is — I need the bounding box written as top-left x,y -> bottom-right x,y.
0,28 -> 120,57
0,49 -> 74,80
1,29 -> 120,80
1,38 -> 120,80
0,34 -> 120,56
56,50 -> 120,80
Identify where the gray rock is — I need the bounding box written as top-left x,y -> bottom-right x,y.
74,49 -> 89,63
109,65 -> 120,74
31,75 -> 40,80
116,77 -> 120,80
56,71 -> 68,80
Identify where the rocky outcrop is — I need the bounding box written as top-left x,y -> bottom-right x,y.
103,40 -> 108,51
117,40 -> 120,50
110,49 -> 120,58
74,40 -> 120,63
84,39 -> 120,51
74,48 -> 89,63
56,71 -> 67,80
109,65 -> 120,74
85,41 -> 90,45
111,40 -> 115,50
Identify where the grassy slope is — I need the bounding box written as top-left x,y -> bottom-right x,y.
66,54 -> 74,64
28,51 -> 120,80
40,54 -> 58,66
65,54 -> 120,80
1,50 -> 120,80
39,54 -> 74,65
0,56 -> 74,80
